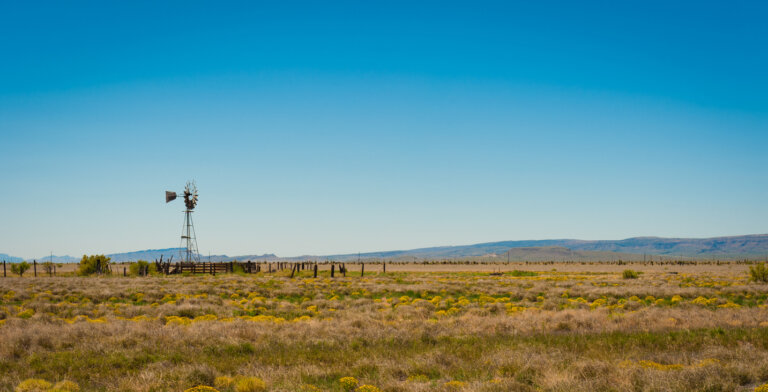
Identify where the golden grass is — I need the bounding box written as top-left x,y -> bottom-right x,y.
1,264 -> 768,391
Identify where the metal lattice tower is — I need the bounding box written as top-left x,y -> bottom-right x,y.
166,181 -> 200,263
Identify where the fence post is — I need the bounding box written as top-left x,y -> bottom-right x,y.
331,264 -> 335,278
313,263 -> 318,278
54,264 -> 56,276
361,262 -> 364,277
290,263 -> 296,279
123,267 -> 126,277
34,260 -> 37,277
3,260 -> 5,277
383,261 -> 386,274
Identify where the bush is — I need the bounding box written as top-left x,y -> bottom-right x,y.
214,376 -> 234,389
10,261 -> 30,277
184,387 -> 219,392
78,255 -> 111,276
749,263 -> 768,283
42,261 -> 55,275
50,380 -> 80,392
339,377 -> 359,391
234,377 -> 266,392
129,260 -> 155,276
622,269 -> 639,279
15,378 -> 51,392
186,366 -> 215,387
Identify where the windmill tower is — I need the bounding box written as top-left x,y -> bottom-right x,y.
165,181 -> 200,263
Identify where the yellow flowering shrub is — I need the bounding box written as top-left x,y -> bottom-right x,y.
691,296 -> 717,306
165,316 -> 191,326
356,385 -> 381,392
15,379 -> 52,392
184,387 -> 220,392
339,377 -> 359,391
445,380 -> 466,389
193,314 -> 218,322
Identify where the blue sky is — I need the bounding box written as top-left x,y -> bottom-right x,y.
1,1 -> 767,259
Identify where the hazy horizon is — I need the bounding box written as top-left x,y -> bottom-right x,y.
5,233 -> 768,261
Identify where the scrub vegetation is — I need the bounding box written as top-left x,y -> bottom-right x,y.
2,263 -> 768,391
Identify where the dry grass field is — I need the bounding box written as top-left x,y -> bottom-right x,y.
2,262 -> 768,391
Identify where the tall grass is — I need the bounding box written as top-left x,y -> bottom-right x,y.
1,266 -> 767,391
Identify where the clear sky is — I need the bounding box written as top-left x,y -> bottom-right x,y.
1,1 -> 767,259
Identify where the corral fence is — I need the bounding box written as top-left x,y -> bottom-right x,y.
3,258 -> 767,278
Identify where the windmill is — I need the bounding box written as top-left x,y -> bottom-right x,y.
165,181 -> 200,263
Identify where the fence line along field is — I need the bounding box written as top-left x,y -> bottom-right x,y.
2,260 -> 768,391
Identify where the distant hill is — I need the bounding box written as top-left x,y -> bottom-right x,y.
306,234 -> 768,260
0,253 -> 24,263
2,234 -> 767,263
105,249 -> 275,263
106,248 -> 186,263
479,246 -> 649,261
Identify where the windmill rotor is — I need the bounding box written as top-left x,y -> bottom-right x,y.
183,181 -> 198,210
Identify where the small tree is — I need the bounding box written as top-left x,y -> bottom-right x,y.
11,261 -> 31,277
749,263 -> 768,283
78,255 -> 111,276
42,261 -> 55,275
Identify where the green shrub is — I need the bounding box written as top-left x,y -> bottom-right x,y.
78,255 -> 111,276
749,263 -> 768,283
509,270 -> 538,277
10,261 -> 30,277
622,269 -> 639,279
129,260 -> 155,276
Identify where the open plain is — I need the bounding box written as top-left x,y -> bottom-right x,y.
2,261 -> 768,391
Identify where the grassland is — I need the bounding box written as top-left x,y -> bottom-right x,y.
2,262 -> 768,391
